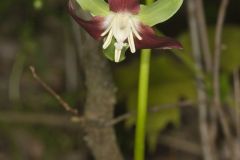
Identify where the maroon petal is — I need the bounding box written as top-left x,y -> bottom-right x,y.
68,0 -> 104,40
135,25 -> 183,50
108,0 -> 140,14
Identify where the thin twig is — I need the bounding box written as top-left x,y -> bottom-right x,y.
186,0 -> 215,159
195,0 -> 219,158
107,113 -> 131,126
213,0 -> 229,105
108,101 -> 194,126
159,135 -> 202,156
213,0 -> 232,142
29,66 -> 193,127
212,0 -> 236,159
195,0 -> 212,73
29,66 -> 79,115
149,101 -> 193,112
0,111 -> 79,127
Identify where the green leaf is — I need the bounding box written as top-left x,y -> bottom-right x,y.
33,0 -> 43,10
220,26 -> 240,72
147,108 -> 180,151
138,0 -> 183,26
102,39 -> 128,62
76,0 -> 109,16
116,54 -> 196,151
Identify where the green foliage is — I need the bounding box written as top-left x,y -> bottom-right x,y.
33,0 -> 43,10
219,26 -> 240,72
219,73 -> 232,103
76,0 -> 109,16
177,25 -> 240,103
114,53 -> 196,150
138,0 -> 183,26
147,108 -> 179,151
178,25 -> 240,73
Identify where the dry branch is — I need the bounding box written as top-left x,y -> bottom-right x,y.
29,66 -> 79,115
186,0 -> 215,159
213,0 -> 232,144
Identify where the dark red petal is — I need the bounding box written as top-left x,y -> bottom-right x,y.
68,0 -> 104,40
108,0 -> 140,14
135,25 -> 183,50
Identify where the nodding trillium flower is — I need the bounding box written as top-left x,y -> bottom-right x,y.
68,0 -> 183,62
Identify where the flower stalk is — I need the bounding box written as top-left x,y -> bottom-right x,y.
134,2 -> 153,160
134,49 -> 151,160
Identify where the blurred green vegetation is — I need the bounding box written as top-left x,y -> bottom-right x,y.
113,25 -> 240,151
114,53 -> 196,150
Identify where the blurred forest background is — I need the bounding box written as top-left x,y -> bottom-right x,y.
0,0 -> 240,160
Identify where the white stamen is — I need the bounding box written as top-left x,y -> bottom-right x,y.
128,32 -> 136,53
101,12 -> 142,62
129,19 -> 142,40
114,42 -> 125,62
101,23 -> 113,37
103,29 -> 113,49
115,49 -> 121,63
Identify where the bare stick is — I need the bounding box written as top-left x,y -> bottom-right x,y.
108,101 -> 194,126
187,0 -> 216,159
0,111 -> 79,127
29,66 -> 79,115
159,135 -> 202,156
107,113 -> 131,126
195,0 -> 212,73
195,0 -> 218,153
213,0 -> 232,141
213,0 -> 229,105
212,1 -> 237,159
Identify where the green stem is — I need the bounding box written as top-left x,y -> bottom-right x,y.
134,49 -> 151,160
134,0 -> 153,159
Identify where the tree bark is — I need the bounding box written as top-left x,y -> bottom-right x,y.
71,11 -> 123,160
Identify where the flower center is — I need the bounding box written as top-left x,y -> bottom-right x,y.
101,12 -> 142,62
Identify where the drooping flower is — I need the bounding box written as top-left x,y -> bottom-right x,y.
68,0 -> 183,62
